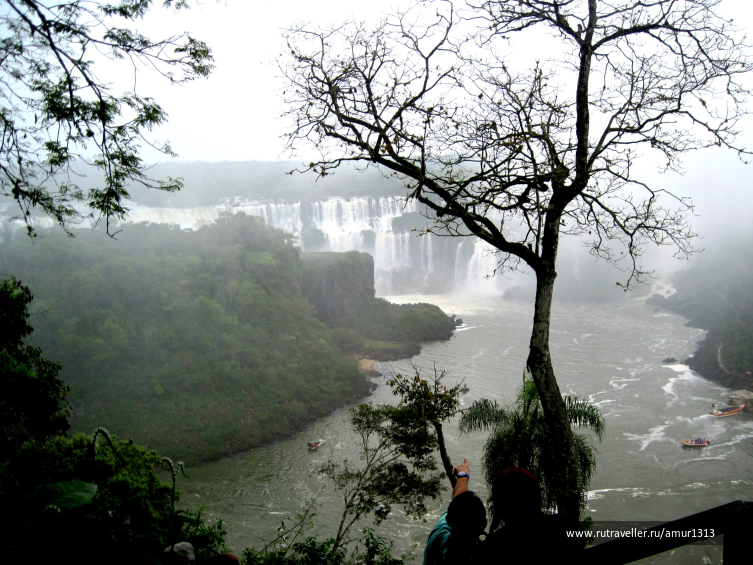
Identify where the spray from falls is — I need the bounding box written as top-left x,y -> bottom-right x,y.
1,196 -> 506,295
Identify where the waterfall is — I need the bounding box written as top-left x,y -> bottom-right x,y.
2,196 -> 506,295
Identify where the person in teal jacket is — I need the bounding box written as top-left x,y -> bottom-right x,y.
422,459 -> 487,565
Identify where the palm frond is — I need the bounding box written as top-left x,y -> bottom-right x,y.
564,396 -> 605,440
461,376 -> 604,522
458,399 -> 508,433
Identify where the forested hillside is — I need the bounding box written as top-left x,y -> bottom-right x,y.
0,215 -> 453,462
302,251 -> 456,359
647,241 -> 753,387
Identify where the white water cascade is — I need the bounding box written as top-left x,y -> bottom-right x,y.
1,196 -> 505,295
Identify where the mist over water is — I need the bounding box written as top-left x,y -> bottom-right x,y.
175,294 -> 751,564
6,183 -> 748,564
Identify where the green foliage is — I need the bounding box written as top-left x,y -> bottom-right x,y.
1,429 -> 228,562
388,367 -> 462,424
242,530 -> 408,565
1,215 -> 369,462
240,500 -> 410,565
351,529 -> 409,565
459,373 -> 604,527
0,1 -> 213,236
0,276 -> 70,460
0,286 -> 227,562
302,252 -> 455,361
179,508 -> 230,560
30,479 -> 98,512
388,366 -> 463,487
357,300 -> 455,346
243,537 -> 346,565
320,403 -> 443,551
2,432 -> 174,561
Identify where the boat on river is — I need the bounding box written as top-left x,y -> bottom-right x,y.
459,384 -> 470,394
709,403 -> 745,417
307,438 -> 325,450
682,438 -> 710,447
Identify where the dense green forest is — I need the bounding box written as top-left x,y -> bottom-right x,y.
646,240 -> 753,387
0,215 -> 454,462
301,251 -> 456,360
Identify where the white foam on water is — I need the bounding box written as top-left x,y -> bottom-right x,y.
384,294 -> 500,315
662,369 -> 704,407
673,414 -> 714,425
624,423 -> 673,451
610,377 -> 638,390
587,486 -> 675,500
712,430 -> 753,448
684,483 -> 709,490
663,364 -> 691,372
672,447 -> 735,466
587,390 -> 616,407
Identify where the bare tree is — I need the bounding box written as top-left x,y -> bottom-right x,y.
280,0 -> 752,520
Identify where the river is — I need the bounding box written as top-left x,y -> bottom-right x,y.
174,294 -> 753,563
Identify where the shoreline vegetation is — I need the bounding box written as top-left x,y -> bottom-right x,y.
646,245 -> 753,392
0,214 -> 456,464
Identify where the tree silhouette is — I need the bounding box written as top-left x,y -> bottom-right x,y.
460,373 -> 603,531
280,0 -> 752,519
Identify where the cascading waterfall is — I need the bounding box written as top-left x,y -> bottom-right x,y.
1,195 -> 506,295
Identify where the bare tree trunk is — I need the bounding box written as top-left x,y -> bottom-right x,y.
525,211 -> 582,522
431,420 -> 456,489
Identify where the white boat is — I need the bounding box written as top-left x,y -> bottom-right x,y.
709,403 -> 745,417
307,438 -> 325,450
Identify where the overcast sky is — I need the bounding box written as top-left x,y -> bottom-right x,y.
106,0 -> 753,244
123,0 -> 412,163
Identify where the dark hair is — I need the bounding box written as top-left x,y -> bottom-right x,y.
489,467 -> 541,531
447,491 -> 487,534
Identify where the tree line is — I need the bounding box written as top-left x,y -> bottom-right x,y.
0,214 -> 454,463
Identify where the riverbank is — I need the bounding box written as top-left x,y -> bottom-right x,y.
358,357 -> 381,377
174,296 -> 745,565
646,294 -> 753,392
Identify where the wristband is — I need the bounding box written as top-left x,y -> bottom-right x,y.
456,472 -> 469,479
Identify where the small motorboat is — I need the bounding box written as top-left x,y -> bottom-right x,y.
307,438 -> 326,450
459,384 -> 470,394
709,403 -> 745,417
682,437 -> 710,447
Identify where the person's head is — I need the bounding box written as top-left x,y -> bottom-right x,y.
491,467 -> 541,527
165,542 -> 196,564
446,490 -> 487,541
